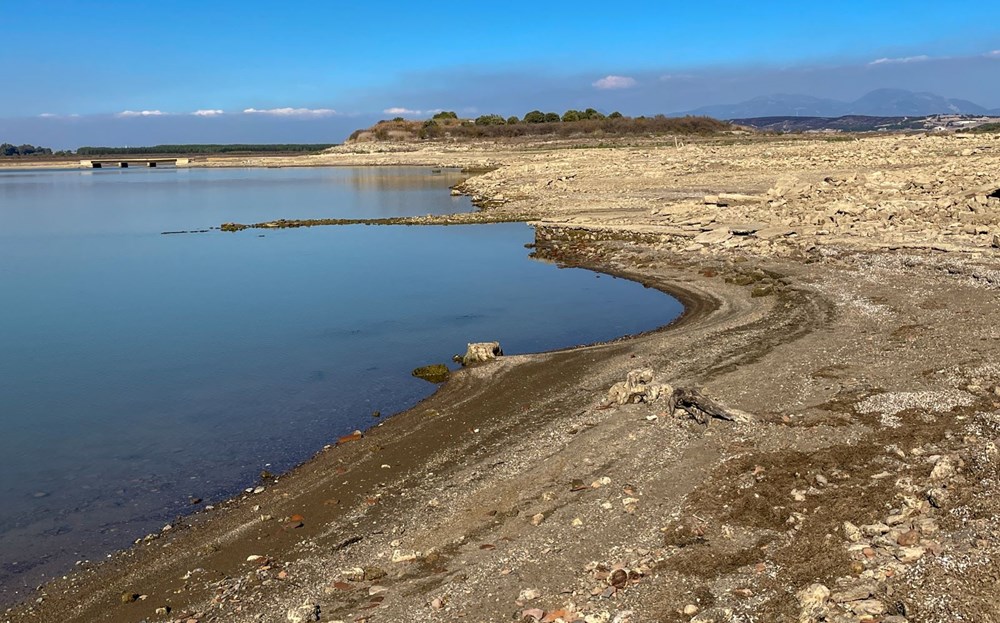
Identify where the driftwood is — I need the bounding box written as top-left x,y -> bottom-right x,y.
666,387 -> 755,424
606,368 -> 755,424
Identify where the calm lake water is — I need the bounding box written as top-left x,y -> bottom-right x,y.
0,166 -> 682,604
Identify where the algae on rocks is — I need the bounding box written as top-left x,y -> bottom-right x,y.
412,364 -> 450,384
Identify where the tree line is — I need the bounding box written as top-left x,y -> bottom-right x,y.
1,143 -> 55,156
355,112 -> 730,141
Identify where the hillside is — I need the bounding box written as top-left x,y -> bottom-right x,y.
348,112 -> 732,143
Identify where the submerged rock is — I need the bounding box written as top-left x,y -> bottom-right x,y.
461,341 -> 503,366
412,364 -> 450,384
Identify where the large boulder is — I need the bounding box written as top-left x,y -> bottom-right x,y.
460,341 -> 503,366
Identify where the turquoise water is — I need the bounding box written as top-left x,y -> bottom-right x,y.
0,166 -> 682,604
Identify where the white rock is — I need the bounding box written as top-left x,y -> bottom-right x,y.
796,583 -> 830,621
694,228 -> 733,245
391,549 -> 417,563
896,546 -> 926,563
286,602 -> 320,623
518,588 -> 540,601
930,455 -> 957,481
461,341 -> 502,366
843,521 -> 862,543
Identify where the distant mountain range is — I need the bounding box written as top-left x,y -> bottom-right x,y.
678,89 -> 1000,119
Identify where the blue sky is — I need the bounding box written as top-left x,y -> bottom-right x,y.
2,0 -> 999,146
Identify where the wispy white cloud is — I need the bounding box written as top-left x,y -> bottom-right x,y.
116,110 -> 166,117
986,50 -> 1000,58
659,73 -> 695,82
383,107 -> 422,115
868,55 -> 931,66
593,75 -> 637,90
192,109 -> 224,116
38,113 -> 58,118
242,107 -> 337,117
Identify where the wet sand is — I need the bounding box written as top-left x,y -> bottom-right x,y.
7,133 -> 1000,623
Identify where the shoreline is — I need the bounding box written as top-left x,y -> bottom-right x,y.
0,165 -> 685,612
5,236 -> 751,623
8,134 -> 1000,622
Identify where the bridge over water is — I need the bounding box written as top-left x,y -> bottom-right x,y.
80,157 -> 190,168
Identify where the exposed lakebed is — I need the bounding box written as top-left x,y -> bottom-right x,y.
0,166 -> 682,604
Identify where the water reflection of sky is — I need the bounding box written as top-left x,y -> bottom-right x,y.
0,167 -> 682,603
0,166 -> 471,236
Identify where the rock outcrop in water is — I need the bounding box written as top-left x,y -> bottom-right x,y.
411,364 -> 450,384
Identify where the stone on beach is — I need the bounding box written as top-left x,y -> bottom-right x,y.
461,341 -> 503,366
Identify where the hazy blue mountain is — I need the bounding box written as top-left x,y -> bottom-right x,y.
681,89 -> 993,118
850,89 -> 990,116
683,94 -> 847,119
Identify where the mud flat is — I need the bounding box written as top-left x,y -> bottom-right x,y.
8,133 -> 1000,623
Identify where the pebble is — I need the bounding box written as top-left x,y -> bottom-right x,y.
861,523 -> 890,536
843,521 -> 862,542
391,549 -> 417,563
683,604 -> 700,615
849,599 -> 886,616
286,602 -> 320,623
518,588 -> 540,601
896,546 -> 926,563
530,513 -> 546,526
796,583 -> 830,608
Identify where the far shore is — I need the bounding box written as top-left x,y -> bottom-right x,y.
8,132 -> 1000,623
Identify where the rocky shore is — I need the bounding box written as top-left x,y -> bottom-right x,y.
7,133 -> 1000,623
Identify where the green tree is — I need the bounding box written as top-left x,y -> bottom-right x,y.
544,112 -> 560,123
562,110 -> 581,122
432,111 -> 458,120
608,111 -> 624,119
474,114 -> 506,126
523,110 -> 546,123
506,116 -> 520,125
